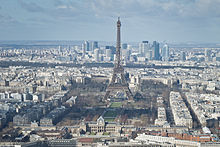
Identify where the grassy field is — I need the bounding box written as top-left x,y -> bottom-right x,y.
110,102 -> 122,108
104,118 -> 115,122
103,109 -> 118,122
103,110 -> 117,117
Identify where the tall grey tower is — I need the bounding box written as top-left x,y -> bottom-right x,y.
104,18 -> 133,101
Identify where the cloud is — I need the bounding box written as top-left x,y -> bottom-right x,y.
18,0 -> 44,13
41,1 -> 95,23
89,0 -> 220,20
25,17 -> 55,26
55,5 -> 77,12
1,0 -> 220,42
0,14 -> 19,25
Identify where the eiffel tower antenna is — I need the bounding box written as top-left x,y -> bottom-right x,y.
104,18 -> 133,102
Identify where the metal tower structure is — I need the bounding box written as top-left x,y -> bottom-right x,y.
104,18 -> 133,101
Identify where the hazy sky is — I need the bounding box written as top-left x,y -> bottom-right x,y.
0,0 -> 220,43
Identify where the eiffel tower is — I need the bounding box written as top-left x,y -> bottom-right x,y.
104,18 -> 133,102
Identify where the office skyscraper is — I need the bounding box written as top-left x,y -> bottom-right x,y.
161,43 -> 169,61
180,51 -> 186,61
106,49 -> 112,61
92,41 -> 98,52
122,49 -> 130,63
84,41 -> 90,51
139,41 -> 149,56
82,43 -> 86,56
106,46 -> 116,54
153,41 -> 160,60
122,43 -> 128,50
205,49 -> 212,61
94,49 -> 99,62
58,45 -> 61,52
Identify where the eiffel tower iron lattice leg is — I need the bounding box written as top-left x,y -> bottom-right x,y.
104,70 -> 133,101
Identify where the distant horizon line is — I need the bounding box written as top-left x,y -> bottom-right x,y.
0,40 -> 219,45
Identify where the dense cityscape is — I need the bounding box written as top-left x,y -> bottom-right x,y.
1,0 -> 220,147
1,33 -> 220,146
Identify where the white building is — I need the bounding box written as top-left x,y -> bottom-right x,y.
94,49 -> 99,62
161,43 -> 169,61
170,91 -> 193,128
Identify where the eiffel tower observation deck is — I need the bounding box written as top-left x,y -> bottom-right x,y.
104,18 -> 133,102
